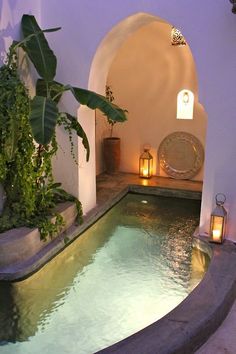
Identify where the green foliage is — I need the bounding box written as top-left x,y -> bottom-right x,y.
38,214 -> 64,241
29,96 -> 58,145
19,14 -> 127,157
0,14 -> 127,240
21,14 -> 59,81
0,48 -> 82,239
58,113 -> 90,162
105,85 -> 116,137
105,85 -> 128,138
0,49 -> 36,217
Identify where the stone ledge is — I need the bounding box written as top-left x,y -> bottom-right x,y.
0,201 -> 77,269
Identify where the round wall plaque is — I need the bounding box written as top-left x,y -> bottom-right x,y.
158,132 -> 204,179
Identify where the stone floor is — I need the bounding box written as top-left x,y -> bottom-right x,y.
196,301 -> 236,354
97,172 -> 203,195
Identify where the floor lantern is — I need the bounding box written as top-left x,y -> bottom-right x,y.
209,193 -> 227,244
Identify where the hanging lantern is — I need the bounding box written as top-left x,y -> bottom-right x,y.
139,146 -> 153,178
209,193 -> 227,244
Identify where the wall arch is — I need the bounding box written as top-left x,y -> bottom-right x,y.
88,13 -> 168,94
95,18 -> 207,179
79,13 -> 172,213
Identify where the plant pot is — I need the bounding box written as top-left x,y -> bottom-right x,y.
103,137 -> 120,174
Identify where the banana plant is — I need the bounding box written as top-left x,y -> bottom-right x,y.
19,14 -> 127,161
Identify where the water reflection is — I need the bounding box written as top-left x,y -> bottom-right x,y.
0,194 -> 209,354
0,214 -> 116,342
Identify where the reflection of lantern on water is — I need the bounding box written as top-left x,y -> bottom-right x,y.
189,247 -> 210,291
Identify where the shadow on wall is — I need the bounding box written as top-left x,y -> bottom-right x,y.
0,2 -> 40,98
0,0 -> 20,64
0,0 -> 38,65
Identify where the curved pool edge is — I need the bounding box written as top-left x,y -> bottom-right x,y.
96,237 -> 236,354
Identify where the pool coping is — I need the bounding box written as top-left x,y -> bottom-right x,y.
0,178 -> 235,353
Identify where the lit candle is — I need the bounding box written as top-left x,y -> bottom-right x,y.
212,229 -> 221,242
143,169 -> 148,177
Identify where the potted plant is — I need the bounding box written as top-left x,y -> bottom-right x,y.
103,85 -> 127,174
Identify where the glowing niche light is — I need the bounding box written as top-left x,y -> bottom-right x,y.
177,89 -> 194,120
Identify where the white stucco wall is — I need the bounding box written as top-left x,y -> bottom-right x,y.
1,1 -> 236,241
95,21 -> 207,181
40,0 -> 236,240
0,0 -> 41,57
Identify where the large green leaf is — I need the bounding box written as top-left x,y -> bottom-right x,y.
13,26 -> 61,49
30,96 -> 58,145
21,14 -> 59,81
63,113 -> 90,161
69,86 -> 127,123
36,79 -> 64,103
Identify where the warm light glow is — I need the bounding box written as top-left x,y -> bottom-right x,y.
177,89 -> 194,119
141,179 -> 149,186
211,216 -> 223,242
139,148 -> 153,179
183,91 -> 189,104
142,168 -> 148,177
212,229 -> 221,242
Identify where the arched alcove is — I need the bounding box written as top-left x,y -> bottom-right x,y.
79,13 -> 171,213
89,13 -> 207,183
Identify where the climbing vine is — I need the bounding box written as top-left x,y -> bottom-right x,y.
0,47 -> 82,239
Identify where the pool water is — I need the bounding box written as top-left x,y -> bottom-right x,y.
0,194 -> 209,354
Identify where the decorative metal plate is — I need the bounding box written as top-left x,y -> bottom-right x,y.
158,132 -> 204,179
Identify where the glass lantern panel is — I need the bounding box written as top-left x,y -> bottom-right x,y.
139,159 -> 152,178
210,215 -> 224,242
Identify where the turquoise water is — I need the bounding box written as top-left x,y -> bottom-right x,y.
0,194 -> 209,354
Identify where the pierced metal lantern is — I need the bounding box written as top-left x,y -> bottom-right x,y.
139,147 -> 153,178
209,193 -> 227,244
171,27 -> 187,46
